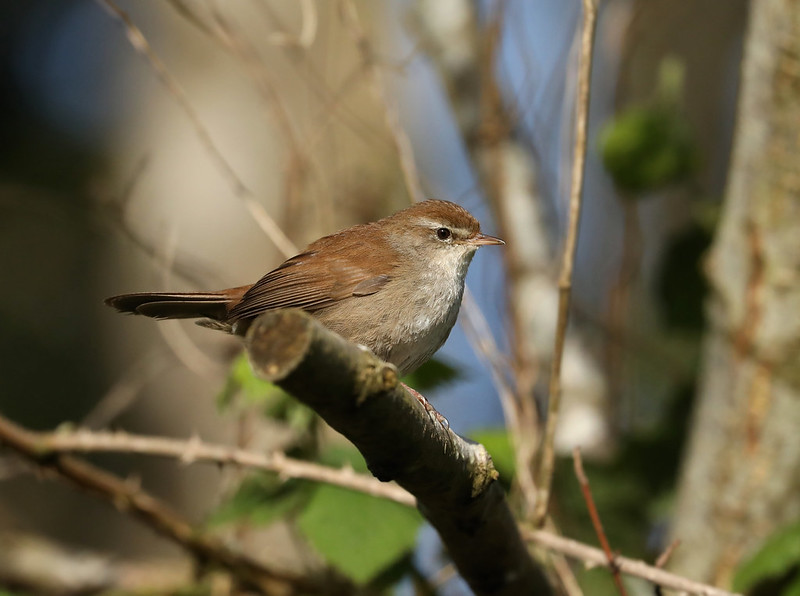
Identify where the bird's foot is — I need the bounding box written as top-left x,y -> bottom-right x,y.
400,382 -> 449,429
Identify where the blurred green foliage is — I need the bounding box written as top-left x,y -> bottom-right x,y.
298,447 -> 423,584
402,357 -> 460,391
656,222 -> 712,332
217,352 -> 316,432
206,352 -> 462,586
734,521 -> 800,596
554,384 -> 692,557
209,445 -> 422,586
600,57 -> 697,195
208,474 -> 312,527
600,105 -> 696,194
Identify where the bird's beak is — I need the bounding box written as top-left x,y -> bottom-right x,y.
470,233 -> 505,246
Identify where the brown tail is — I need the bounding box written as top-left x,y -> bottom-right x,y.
105,286 -> 250,322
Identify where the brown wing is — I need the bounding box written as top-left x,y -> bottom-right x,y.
227,223 -> 396,321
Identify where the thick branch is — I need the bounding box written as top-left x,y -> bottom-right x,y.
245,309 -> 553,596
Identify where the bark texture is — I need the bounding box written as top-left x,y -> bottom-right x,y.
245,309 -> 553,596
670,0 -> 800,585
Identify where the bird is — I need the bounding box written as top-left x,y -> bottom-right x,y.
106,199 -> 504,377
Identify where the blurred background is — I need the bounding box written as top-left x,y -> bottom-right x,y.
1,1 -> 798,595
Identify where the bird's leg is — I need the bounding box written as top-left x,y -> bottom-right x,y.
400,382 -> 449,429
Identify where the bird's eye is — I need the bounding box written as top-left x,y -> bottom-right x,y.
436,227 -> 452,241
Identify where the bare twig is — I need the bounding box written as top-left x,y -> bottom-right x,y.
96,0 -> 297,259
459,289 -> 541,510
654,539 -> 682,596
82,350 -> 171,428
0,412 -> 744,596
523,529 -> 742,596
535,516 -> 585,596
655,539 -> 682,569
572,448 -> 629,596
155,228 -> 228,377
339,0 -> 426,203
3,406 -> 739,595
266,0 -> 318,48
534,0 -> 598,524
206,7 -> 300,153
97,155 -> 218,289
0,414 -> 332,595
37,428 -> 415,506
247,2 -> 397,156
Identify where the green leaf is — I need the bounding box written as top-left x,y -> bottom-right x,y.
734,520 -> 800,593
317,444 -> 367,470
298,483 -> 422,584
217,352 -> 281,410
297,445 -> 422,584
217,353 -> 316,431
227,353 -> 286,403
208,474 -> 310,527
402,357 -> 460,392
470,428 -> 515,482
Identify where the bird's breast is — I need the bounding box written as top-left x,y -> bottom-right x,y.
315,266 -> 467,376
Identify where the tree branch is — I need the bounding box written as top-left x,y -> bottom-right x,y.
4,403 -> 744,595
523,530 -> 742,596
37,428 -> 414,506
0,415 -> 341,595
534,0 -> 598,524
244,308 -> 553,596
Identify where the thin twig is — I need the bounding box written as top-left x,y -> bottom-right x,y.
82,350 -> 171,428
206,7 -> 300,153
36,428 -> 415,506
541,518 -> 586,596
155,227 -> 228,377
655,539 -> 681,569
572,448 -> 629,596
266,0 -> 318,48
0,415 -> 326,595
654,539 -> 682,596
339,0 -> 426,204
97,155 -> 218,289
96,0 -> 297,259
534,0 -> 598,524
459,289 -> 541,511
522,529 -> 742,596
1,419 -> 740,596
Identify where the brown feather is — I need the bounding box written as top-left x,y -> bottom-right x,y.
227,222 -> 399,321
105,287 -> 249,321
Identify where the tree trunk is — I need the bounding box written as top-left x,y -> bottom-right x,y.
670,0 -> 800,586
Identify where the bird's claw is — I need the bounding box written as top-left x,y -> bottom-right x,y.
401,382 -> 449,429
